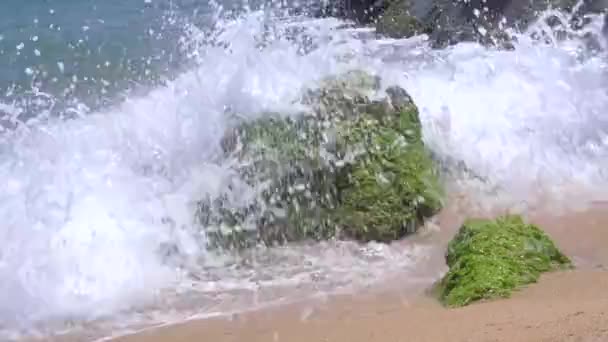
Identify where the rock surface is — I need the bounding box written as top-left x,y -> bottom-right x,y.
198,70 -> 443,249
375,0 -> 427,38
332,0 -> 608,48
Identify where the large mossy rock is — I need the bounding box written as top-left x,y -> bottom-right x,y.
438,215 -> 571,307
200,70 -> 443,249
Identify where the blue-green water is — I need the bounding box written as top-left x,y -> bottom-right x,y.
0,0 -> 324,120
0,0 -> 219,116
1,1 -> 608,341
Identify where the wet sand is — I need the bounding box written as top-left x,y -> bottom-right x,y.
113,271 -> 608,342
110,202 -> 608,342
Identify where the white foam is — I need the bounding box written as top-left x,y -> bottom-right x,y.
0,13 -> 417,334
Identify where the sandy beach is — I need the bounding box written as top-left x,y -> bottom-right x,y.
113,270 -> 608,342
104,202 -> 608,342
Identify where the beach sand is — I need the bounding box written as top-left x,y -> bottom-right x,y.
113,270 -> 608,342
104,201 -> 608,342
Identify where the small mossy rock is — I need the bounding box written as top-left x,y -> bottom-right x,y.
438,215 -> 571,307
202,70 -> 443,249
376,0 -> 426,38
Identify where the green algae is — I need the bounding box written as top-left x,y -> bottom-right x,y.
438,215 -> 572,307
332,96 -> 442,242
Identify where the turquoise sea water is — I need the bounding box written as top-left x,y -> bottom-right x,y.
1,1 -> 608,340
0,0 -> 223,117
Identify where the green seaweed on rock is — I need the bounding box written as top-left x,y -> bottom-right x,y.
332,90 -> 442,242
438,215 -> 572,307
199,70 -> 443,249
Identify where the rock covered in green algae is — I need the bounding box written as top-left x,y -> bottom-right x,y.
438,215 -> 571,307
375,0 -> 426,39
199,70 -> 443,249
332,86 -> 443,241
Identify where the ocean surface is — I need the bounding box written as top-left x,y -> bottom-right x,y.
1,0 -> 608,340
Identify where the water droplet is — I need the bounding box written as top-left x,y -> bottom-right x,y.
57,61 -> 65,73
34,49 -> 41,57
16,43 -> 24,50
32,36 -> 39,42
24,68 -> 34,75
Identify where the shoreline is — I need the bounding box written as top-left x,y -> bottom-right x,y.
111,270 -> 608,342
103,202 -> 608,342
